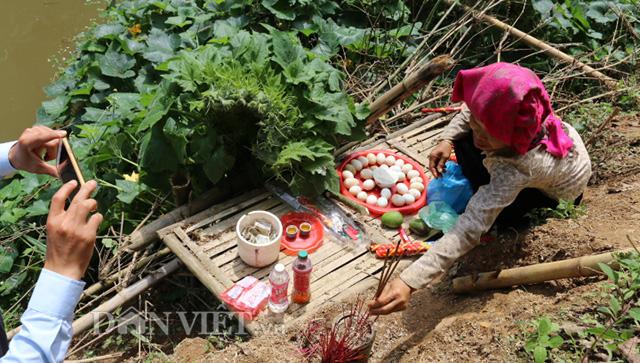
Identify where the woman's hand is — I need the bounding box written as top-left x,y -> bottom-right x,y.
368,278 -> 414,315
429,140 -> 453,178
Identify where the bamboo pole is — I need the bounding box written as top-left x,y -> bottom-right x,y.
71,259 -> 182,335
366,55 -> 454,125
125,188 -> 223,252
7,259 -> 182,340
443,0 -> 618,90
82,247 -> 172,298
452,249 -> 631,294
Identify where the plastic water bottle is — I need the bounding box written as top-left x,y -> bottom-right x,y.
268,263 -> 290,313
293,250 -> 312,304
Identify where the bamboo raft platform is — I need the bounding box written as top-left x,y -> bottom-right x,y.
157,113 -> 451,334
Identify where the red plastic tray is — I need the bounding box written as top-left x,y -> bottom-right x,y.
280,212 -> 324,255
338,150 -> 429,216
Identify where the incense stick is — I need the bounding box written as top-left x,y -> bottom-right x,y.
374,239 -> 402,298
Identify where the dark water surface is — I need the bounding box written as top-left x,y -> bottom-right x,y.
0,0 -> 102,141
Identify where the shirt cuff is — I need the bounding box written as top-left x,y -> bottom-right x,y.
27,269 -> 85,319
0,141 -> 17,177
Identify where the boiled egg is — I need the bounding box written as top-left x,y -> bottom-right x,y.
396,183 -> 409,195
385,155 -> 396,166
362,179 -> 375,190
376,197 -> 389,207
402,193 -> 416,205
410,182 -> 424,192
360,168 -> 373,180
344,177 -> 359,188
349,185 -> 362,196
391,194 -> 405,207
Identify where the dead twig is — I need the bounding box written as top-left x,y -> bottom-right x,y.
586,108 -> 620,148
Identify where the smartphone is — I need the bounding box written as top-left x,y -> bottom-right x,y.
56,137 -> 85,201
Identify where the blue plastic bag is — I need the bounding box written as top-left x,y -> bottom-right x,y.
427,161 -> 473,214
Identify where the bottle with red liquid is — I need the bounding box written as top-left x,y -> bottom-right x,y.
292,250 -> 312,304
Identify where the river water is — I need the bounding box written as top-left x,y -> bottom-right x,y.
0,0 -> 102,141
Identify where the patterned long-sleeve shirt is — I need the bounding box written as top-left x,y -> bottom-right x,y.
400,104 -> 592,289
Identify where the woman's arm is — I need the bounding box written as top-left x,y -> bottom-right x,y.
400,160 -> 529,289
439,103 -> 472,142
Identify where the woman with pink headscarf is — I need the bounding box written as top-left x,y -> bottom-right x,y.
369,63 -> 592,315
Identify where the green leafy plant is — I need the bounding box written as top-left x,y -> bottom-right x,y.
0,0 -> 417,328
531,0 -> 638,63
523,317 -> 565,363
521,249 -> 640,361
526,199 -> 587,226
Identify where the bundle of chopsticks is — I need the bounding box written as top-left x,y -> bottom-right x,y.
374,239 -> 403,298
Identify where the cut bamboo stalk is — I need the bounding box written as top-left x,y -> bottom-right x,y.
7,259 -> 182,340
71,259 -> 182,335
366,55 -> 454,125
443,0 -> 618,90
452,249 -> 631,293
82,247 -> 172,299
125,188 -> 224,251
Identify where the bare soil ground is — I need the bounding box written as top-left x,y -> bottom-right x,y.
120,114 -> 640,363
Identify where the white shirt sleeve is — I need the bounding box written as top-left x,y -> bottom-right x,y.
0,142 -> 17,178
1,269 -> 85,363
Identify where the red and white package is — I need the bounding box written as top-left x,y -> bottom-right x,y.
221,276 -> 271,321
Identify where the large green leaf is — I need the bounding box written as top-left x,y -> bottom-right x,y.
42,95 -> 70,118
97,46 -> 136,78
94,24 -> 126,40
203,145 -> 234,184
271,30 -> 306,70
261,0 -> 296,20
115,179 -> 146,204
137,83 -> 174,132
143,28 -> 181,63
307,85 -> 356,136
163,117 -> 191,163
0,247 -> 17,274
24,200 -> 49,217
0,271 -> 27,296
140,125 -> 179,174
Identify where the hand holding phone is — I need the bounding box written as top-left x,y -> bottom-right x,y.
56,137 -> 85,200
8,126 -> 67,177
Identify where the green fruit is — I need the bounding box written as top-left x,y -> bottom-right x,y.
409,218 -> 431,236
381,211 -> 404,229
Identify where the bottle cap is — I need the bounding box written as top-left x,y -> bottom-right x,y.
298,250 -> 308,259
274,263 -> 285,273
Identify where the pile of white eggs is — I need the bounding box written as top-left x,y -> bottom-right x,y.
343,152 -> 425,208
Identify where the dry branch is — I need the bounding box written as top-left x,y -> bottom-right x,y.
443,0 -> 618,90
452,249 -> 630,293
366,55 -> 454,126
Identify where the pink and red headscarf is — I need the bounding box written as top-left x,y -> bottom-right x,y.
451,62 -> 573,158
